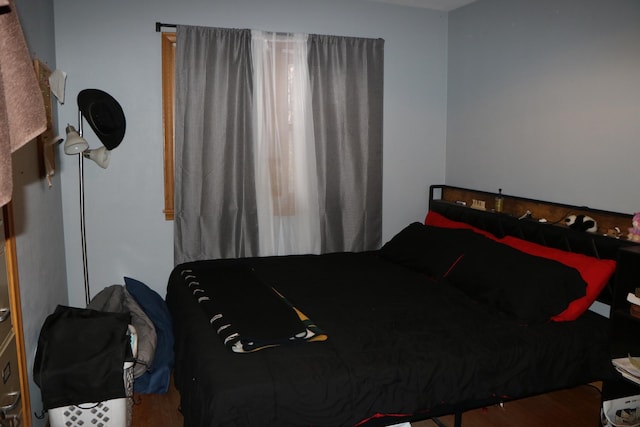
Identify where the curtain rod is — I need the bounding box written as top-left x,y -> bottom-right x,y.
155,22 -> 293,36
155,22 -> 345,39
156,22 -> 177,32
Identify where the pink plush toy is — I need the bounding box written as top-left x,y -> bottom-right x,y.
629,212 -> 640,242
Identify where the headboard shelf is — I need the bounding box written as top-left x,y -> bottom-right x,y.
429,185 -> 633,239
428,185 -> 638,261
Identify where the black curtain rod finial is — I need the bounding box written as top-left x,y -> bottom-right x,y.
156,22 -> 177,32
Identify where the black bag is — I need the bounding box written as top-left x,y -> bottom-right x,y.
33,305 -> 131,410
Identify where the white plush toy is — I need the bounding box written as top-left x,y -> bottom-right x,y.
564,214 -> 598,233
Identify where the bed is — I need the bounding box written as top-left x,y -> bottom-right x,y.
166,185 -> 638,427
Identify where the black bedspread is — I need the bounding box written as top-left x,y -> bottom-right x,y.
166,251 -> 611,427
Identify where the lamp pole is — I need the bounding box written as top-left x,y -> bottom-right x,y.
64,89 -> 125,306
78,113 -> 91,306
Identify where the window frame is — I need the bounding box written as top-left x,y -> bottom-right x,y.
161,32 -> 176,220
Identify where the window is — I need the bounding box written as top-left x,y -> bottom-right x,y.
269,52 -> 296,216
253,35 -> 313,218
162,32 -> 309,220
167,27 -> 383,260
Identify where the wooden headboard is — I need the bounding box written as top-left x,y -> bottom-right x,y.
428,185 -> 639,304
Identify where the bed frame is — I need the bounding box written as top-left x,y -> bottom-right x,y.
168,185 -> 639,427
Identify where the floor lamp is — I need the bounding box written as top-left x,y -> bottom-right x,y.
64,89 -> 126,306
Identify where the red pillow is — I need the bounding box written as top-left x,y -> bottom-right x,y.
424,211 -> 497,240
499,235 -> 616,321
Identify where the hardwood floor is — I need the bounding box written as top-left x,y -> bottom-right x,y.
131,376 -> 183,427
414,383 -> 603,427
131,377 -> 602,427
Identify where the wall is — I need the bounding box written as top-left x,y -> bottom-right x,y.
12,0 -> 68,425
53,0 -> 449,305
447,0 -> 640,214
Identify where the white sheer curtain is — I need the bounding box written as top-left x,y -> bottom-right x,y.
251,31 -> 321,256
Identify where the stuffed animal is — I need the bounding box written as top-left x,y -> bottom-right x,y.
564,214 -> 598,233
628,212 -> 640,242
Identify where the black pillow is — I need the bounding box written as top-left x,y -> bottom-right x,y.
445,238 -> 587,323
380,222 -> 484,279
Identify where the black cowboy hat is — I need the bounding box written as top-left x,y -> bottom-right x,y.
77,89 -> 126,150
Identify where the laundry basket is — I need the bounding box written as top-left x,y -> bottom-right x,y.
602,394 -> 640,427
48,324 -> 137,427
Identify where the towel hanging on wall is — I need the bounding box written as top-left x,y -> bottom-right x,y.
0,0 -> 47,206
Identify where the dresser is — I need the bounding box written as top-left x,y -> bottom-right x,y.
0,203 -> 30,426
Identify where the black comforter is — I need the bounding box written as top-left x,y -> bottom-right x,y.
166,251 -> 610,427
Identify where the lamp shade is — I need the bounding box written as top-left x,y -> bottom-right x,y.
64,125 -> 89,155
84,146 -> 111,169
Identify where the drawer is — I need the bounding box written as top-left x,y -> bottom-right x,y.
0,248 -> 11,346
0,333 -> 21,424
0,313 -> 11,355
0,243 -> 8,305
0,333 -> 20,393
0,398 -> 21,426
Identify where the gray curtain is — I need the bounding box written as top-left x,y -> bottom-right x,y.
174,27 -> 384,262
308,35 -> 384,253
174,26 -> 258,263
